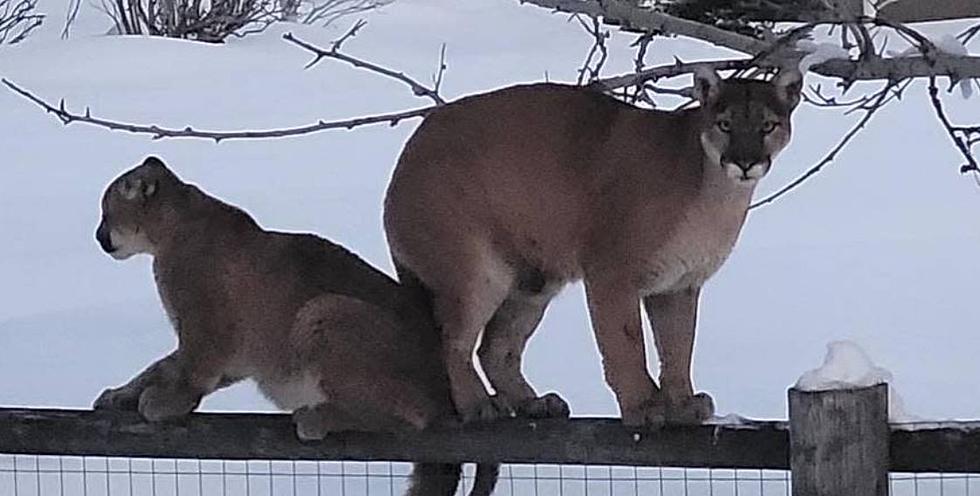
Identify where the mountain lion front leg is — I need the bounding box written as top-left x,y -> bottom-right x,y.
94,351 -> 181,411
136,354 -> 221,422
584,272 -> 663,427
643,288 -> 714,424
134,332 -> 230,422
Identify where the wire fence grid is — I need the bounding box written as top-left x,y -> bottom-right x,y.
1,454 -> 978,496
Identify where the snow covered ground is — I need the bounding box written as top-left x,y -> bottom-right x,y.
1,0 -> 979,443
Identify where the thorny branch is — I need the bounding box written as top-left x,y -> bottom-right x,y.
1,78 -> 435,142
3,23 -> 448,141
283,22 -> 446,105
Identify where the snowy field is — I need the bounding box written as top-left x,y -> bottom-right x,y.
1,0 -> 980,492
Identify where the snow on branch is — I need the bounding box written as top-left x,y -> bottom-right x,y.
521,0 -> 769,55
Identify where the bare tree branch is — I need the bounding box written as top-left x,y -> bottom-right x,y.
575,14 -> 610,85
0,0 -> 43,45
959,23 -> 980,46
928,77 -> 980,175
79,0 -> 286,42
750,81 -> 902,209
1,78 -> 435,142
591,58 -> 755,92
0,24 -> 447,141
431,42 -> 447,96
283,26 -> 446,105
61,0 -> 82,38
522,0 -> 980,85
297,0 -> 391,27
520,0 -> 769,55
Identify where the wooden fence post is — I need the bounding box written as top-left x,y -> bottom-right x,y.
789,384 -> 889,496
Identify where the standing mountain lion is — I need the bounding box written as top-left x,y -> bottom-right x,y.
93,157 -> 498,496
383,68 -> 802,426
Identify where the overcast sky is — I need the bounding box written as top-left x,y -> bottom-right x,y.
1,0 -> 979,428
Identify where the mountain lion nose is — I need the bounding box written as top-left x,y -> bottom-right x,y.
733,161 -> 761,172
96,222 -> 115,253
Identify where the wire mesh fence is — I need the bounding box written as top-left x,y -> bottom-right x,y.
0,454 -> 800,496
4,454 -> 980,495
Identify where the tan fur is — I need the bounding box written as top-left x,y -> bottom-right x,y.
383,69 -> 803,426
93,157 -> 497,496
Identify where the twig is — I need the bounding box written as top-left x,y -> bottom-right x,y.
432,43 -> 447,95
1,78 -> 436,142
959,23 -> 980,46
592,58 -> 753,92
0,0 -> 43,44
300,0 -> 392,28
283,29 -> 446,105
61,0 -> 81,38
575,15 -> 610,85
928,77 -> 980,175
330,17 -> 364,50
626,33 -> 656,104
750,82 -> 897,209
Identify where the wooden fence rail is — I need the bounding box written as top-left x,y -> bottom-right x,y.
1,399 -> 980,474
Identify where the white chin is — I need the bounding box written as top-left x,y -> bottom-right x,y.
109,249 -> 139,260
724,164 -> 765,185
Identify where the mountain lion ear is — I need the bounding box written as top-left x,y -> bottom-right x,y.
774,68 -> 803,110
119,177 -> 158,202
693,66 -> 722,107
143,156 -> 168,169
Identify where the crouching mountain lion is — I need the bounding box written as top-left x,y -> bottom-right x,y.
384,68 -> 803,426
92,157 -> 499,496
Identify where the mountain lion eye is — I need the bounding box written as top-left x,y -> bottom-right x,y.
717,120 -> 732,133
762,121 -> 778,133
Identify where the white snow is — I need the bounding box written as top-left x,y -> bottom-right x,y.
892,420 -> 980,432
795,40 -> 852,74
795,341 -> 918,422
704,413 -> 787,430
